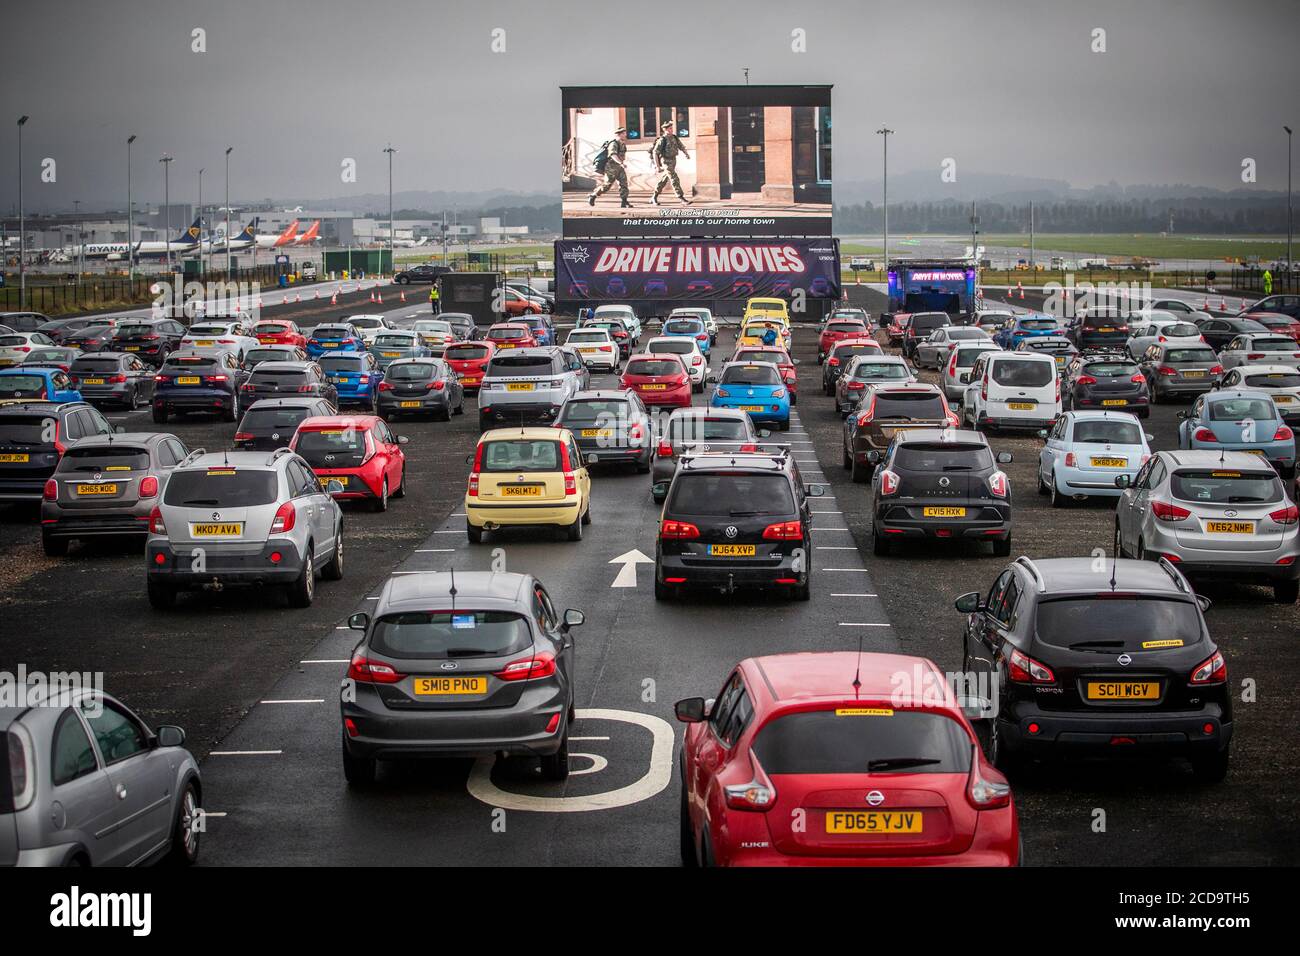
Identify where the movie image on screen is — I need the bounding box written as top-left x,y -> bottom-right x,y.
561,85 -> 831,239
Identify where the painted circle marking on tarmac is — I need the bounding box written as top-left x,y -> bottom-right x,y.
567,753 -> 608,777
466,707 -> 674,812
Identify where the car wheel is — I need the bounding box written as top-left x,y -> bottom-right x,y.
1190,747 -> 1230,784
582,503 -> 592,525
392,469 -> 406,498
42,534 -> 69,557
1036,466 -> 1049,495
566,513 -> 583,541
992,535 -> 1012,557
152,406 -> 168,424
989,718 -> 1023,776
467,522 -> 484,544
850,454 -> 870,484
1137,407 -> 1150,420
165,779 -> 201,866
539,729 -> 570,782
872,526 -> 890,556
223,398 -> 238,423
287,549 -> 315,608
453,397 -> 465,415
778,419 -> 790,432
1274,579 -> 1299,604
636,456 -> 651,475
842,444 -> 852,470
342,734 -> 376,786
1049,473 -> 1068,508
654,576 -> 673,601
322,528 -> 344,581
1136,538 -> 1154,562
1114,522 -> 1126,559
679,777 -> 699,867
147,580 -> 176,609
374,478 -> 389,513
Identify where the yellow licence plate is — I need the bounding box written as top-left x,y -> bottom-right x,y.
1101,399 -> 1128,406
76,483 -> 118,495
708,544 -> 757,557
82,377 -> 106,385
578,347 -> 599,354
1086,681 -> 1159,701
0,453 -> 30,463
826,811 -> 923,834
1275,395 -> 1295,403
739,404 -> 765,412
640,383 -> 668,390
580,429 -> 611,438
506,382 -> 533,391
1007,401 -> 1036,410
382,351 -> 401,357
922,506 -> 966,517
500,485 -> 542,497
177,376 -> 201,385
1206,521 -> 1254,534
413,676 -> 488,696
194,340 -> 215,346
319,476 -> 348,488
1183,370 -> 1205,378
321,341 -> 338,348
399,401 -> 422,408
1091,457 -> 1127,467
259,337 -> 277,344
123,345 -> 140,351
190,522 -> 243,537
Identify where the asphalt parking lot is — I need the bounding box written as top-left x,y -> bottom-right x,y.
3,301 -> 1298,866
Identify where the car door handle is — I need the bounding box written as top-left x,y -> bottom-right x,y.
116,784 -> 127,800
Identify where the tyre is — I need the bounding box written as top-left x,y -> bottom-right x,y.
654,576 -> 673,601
223,397 -> 238,422
842,444 -> 852,470
453,398 -> 465,415
988,719 -> 1024,776
692,381 -> 703,394
539,729 -> 570,781
287,549 -> 315,608
582,503 -> 592,525
850,454 -> 870,484
992,535 -> 1012,557
635,457 -> 651,475
778,419 -> 790,432
342,734 -> 376,786
566,513 -> 583,541
165,779 -> 201,865
1036,467 -> 1048,495
1274,578 -> 1299,604
679,779 -> 698,867
321,528 -> 344,581
374,478 -> 389,513
147,580 -> 176,609
1137,406 -> 1150,420
467,522 -> 483,544
791,567 -> 811,601
1190,747 -> 1230,784
152,406 -> 168,424
392,469 -> 406,498
1113,522 -> 1126,559
42,534 -> 69,557
1049,473 -> 1068,508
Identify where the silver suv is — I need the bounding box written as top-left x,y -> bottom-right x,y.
477,347 -> 583,429
1114,449 -> 1300,603
145,448 -> 345,609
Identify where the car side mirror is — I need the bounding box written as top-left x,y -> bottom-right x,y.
115,425 -> 125,433
959,372 -> 971,384
958,696 -> 995,722
325,479 -> 345,494
348,612 -> 370,630
398,435 -> 410,445
996,451 -> 1013,464
1176,410 -> 1189,420
805,483 -> 825,497
1114,474 -> 1132,489
674,697 -> 708,723
1145,433 -> 1155,442
1037,429 -> 1049,439
156,725 -> 186,748
866,450 -> 882,463
1196,594 -> 1213,613
793,358 -> 801,365
758,428 -> 771,438
562,608 -> 585,631
954,591 -> 984,614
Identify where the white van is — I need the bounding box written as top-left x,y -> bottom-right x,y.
961,350 -> 1060,430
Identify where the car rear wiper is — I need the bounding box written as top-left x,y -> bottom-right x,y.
1225,496 -> 1267,503
442,648 -> 492,658
728,509 -> 770,517
867,757 -> 943,771
180,498 -> 221,506
1069,640 -> 1125,650
941,465 -> 973,471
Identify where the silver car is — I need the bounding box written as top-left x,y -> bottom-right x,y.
369,330 -> 431,369
339,571 -> 583,785
913,326 -> 992,369
477,347 -> 583,429
1,685 -> 201,866
145,448 -> 344,609
941,341 -> 1000,401
1114,449 -> 1300,603
1218,333 -> 1300,372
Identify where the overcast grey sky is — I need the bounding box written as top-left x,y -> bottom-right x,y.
1,0 -> 1296,211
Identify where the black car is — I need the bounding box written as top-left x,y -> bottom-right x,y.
1068,309 -> 1132,350
956,555 -> 1231,782
901,311 -> 952,359
821,339 -> 883,396
654,446 -> 822,601
0,312 -> 51,334
152,351 -> 250,423
649,408 -> 761,502
438,311 -> 480,341
234,397 -> 338,451
63,323 -> 119,352
1064,352 -> 1150,417
0,400 -> 113,501
869,428 -> 1013,557
1243,295 -> 1300,321
1195,316 -> 1269,351
394,264 -> 451,284
556,390 -> 653,472
70,352 -> 156,408
239,361 -> 339,408
112,317 -> 189,366
377,358 -> 465,420
35,316 -> 105,343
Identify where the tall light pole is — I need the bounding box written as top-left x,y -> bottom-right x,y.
1286,126 -> 1293,278
159,153 -> 173,273
876,127 -> 893,279
224,146 -> 232,274
127,134 -> 136,279
197,167 -> 204,276
384,144 -> 397,277
17,115 -> 28,310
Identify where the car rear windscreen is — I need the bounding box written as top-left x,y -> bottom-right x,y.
752,710 -> 971,774
627,359 -> 681,377
313,327 -> 349,340
72,358 -> 124,374
827,322 -> 865,333
1035,597 -> 1204,652
1208,398 -> 1276,421
1171,469 -> 1283,504
0,415 -> 53,446
853,362 -> 910,380
58,445 -> 151,472
1165,323 -> 1199,338
667,473 -> 794,516
318,356 -> 364,373
247,349 -> 295,365
387,363 -> 437,381
250,369 -> 306,385
1082,361 -> 1137,377
1072,420 -> 1143,444
895,443 -> 993,471
1166,348 -> 1216,363
369,611 -> 532,660
374,334 -> 416,348
911,315 -> 951,332
664,320 -> 702,334
871,393 -> 946,419
445,345 -> 489,360
565,332 -> 607,344
188,326 -> 231,336
991,359 -> 1052,387
1251,339 -> 1296,351
1019,318 -> 1057,331
1245,372 -> 1300,388
163,357 -> 218,372
489,327 -> 527,340
652,341 -> 695,356
164,469 -> 278,507
560,400 -> 629,424
954,347 -> 994,368
253,324 -> 290,335
481,439 -> 560,472
115,324 -> 156,337
489,355 -> 551,375
720,364 -> 780,385
240,407 -> 311,432
0,375 -> 46,397
667,417 -> 749,442
296,429 -> 367,467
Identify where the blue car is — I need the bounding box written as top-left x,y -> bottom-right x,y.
1178,389 -> 1296,477
661,315 -> 710,355
319,351 -> 381,409
710,362 -> 791,430
0,366 -> 80,403
306,322 -> 365,360
520,315 -> 555,347
993,312 -> 1060,350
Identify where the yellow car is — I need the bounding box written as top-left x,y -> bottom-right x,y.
743,297 -> 790,322
738,318 -> 792,349
465,427 -> 592,543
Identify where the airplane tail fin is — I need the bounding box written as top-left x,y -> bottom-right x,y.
273,219 -> 300,246
296,220 -> 321,244
178,216 -> 203,245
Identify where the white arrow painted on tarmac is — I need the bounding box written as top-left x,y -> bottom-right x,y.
608,549 -> 653,588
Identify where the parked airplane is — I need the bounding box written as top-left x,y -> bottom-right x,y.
74,217 -> 204,260
255,220 -> 299,249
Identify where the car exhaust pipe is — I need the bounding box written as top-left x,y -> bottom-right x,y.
204,578 -> 224,592
1074,494 -> 1088,501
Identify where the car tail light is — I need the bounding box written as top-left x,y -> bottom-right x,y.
563,472 -> 577,495
139,476 -> 159,498
1247,353 -> 1264,361
494,652 -> 557,682
1064,451 -> 1078,467
108,374 -> 127,384
656,441 -> 673,458
1273,425 -> 1293,441
1189,650 -> 1227,685
628,423 -> 644,442
715,386 -> 730,398
358,375 -> 370,384
828,357 -> 841,367
723,755 -> 776,811
347,652 -> 405,684
981,378 -> 988,401
234,432 -> 254,442
467,444 -> 484,496
1157,366 -> 1177,376
880,469 -> 900,495
7,728 -> 33,811
154,374 -> 168,383
967,756 -> 1012,810
270,501 -> 296,533
1008,647 -> 1055,683
378,381 -> 393,391
206,375 -> 228,383
1192,427 -> 1218,443
426,380 -> 446,391
946,408 -> 961,428
1130,372 -> 1146,384
308,338 -> 319,346
148,506 -> 166,534
1076,375 -> 1098,386
988,471 -> 1008,497
772,388 -> 786,399
42,479 -> 57,501
1209,365 -> 1224,375
1269,504 -> 1299,525
1151,500 -> 1192,521
660,519 -> 700,539
762,520 -> 802,540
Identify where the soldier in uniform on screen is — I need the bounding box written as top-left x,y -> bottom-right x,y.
651,120 -> 691,206
588,127 -> 632,208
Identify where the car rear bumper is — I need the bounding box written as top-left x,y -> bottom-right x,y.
999,704 -> 1232,757
0,477 -> 52,501
980,414 -> 1057,430
146,541 -> 306,587
154,390 -> 236,410
1154,378 -> 1214,394
657,553 -> 807,590
710,400 -> 789,423
575,440 -> 649,465
478,399 -> 564,425
41,511 -> 151,537
466,499 -> 581,528
378,393 -> 451,414
78,386 -> 136,403
1158,555 -> 1300,584
874,505 -> 1012,539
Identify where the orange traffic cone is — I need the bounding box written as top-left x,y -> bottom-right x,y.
377,293 -> 383,304
369,291 -> 376,303
330,293 -> 338,306
1219,297 -> 1227,311
400,291 -> 407,303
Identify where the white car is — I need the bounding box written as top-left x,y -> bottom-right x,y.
642,335 -> 708,392
0,331 -> 56,367
1037,410 -> 1152,506
593,304 -> 641,342
346,314 -> 395,346
1218,333 -> 1300,372
1126,315 -> 1205,358
941,341 -> 1001,401
961,350 -> 1061,430
1211,364 -> 1300,423
177,321 -> 258,362
564,327 -> 620,372
412,319 -> 454,352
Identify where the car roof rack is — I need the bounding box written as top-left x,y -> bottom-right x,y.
1013,555 -> 1046,592
1156,556 -> 1191,593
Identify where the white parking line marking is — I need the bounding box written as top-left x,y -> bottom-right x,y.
570,736 -> 610,741
811,528 -> 851,532
433,530 -> 462,534
416,549 -> 455,553
838,622 -> 892,627
830,593 -> 878,597
260,699 -> 324,704
811,510 -> 842,514
301,659 -> 349,664
209,750 -> 283,756
822,567 -> 869,571
200,811 -> 228,818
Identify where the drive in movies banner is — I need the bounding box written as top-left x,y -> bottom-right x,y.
555,238 -> 841,301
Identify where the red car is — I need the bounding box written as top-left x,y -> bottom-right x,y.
730,345 -> 799,402
443,340 -> 496,393
620,354 -> 691,408
819,318 -> 871,362
290,414 -> 408,511
252,320 -> 307,349
677,651 -> 1019,867
502,288 -> 543,317
886,313 -> 913,347
1246,312 -> 1300,343
486,323 -> 537,351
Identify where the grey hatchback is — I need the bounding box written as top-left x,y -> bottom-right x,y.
340,571 -> 584,785
1,684 -> 201,866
